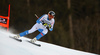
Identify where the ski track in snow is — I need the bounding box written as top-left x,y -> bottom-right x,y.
0,30 -> 97,55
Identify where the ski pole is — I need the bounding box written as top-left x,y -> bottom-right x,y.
35,14 -> 39,19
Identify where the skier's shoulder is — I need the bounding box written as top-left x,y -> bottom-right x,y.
51,18 -> 55,23
39,14 -> 47,19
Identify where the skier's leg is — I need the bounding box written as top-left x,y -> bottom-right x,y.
28,23 -> 39,34
36,28 -> 48,40
36,33 -> 45,40
14,30 -> 30,38
30,33 -> 45,43
31,28 -> 48,43
20,23 -> 39,36
19,30 -> 29,37
14,23 -> 39,38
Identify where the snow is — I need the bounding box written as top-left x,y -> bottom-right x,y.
0,30 -> 97,55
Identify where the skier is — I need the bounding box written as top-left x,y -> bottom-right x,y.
14,11 -> 55,43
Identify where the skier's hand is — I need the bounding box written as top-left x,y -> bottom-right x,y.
43,23 -> 48,26
48,24 -> 51,28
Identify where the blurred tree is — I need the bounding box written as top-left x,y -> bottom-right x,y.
68,0 -> 74,48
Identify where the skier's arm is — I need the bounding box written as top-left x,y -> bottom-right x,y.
36,14 -> 46,24
49,20 -> 55,31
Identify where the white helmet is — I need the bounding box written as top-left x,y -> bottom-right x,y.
48,11 -> 55,17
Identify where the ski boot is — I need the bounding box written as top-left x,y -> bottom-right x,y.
14,35 -> 20,39
30,37 -> 37,43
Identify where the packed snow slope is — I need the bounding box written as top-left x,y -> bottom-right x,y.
0,30 -> 97,55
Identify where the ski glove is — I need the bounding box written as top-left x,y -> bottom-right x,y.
43,23 -> 51,28
43,23 -> 48,26
48,24 -> 51,28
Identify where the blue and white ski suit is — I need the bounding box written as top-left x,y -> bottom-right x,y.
19,14 -> 55,40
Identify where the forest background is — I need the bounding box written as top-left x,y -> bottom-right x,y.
0,0 -> 100,54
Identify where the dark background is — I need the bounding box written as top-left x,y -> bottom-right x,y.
0,0 -> 100,54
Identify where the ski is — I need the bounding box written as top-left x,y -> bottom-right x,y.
9,36 -> 22,42
27,40 -> 41,47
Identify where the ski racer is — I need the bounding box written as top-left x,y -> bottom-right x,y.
14,11 -> 55,43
